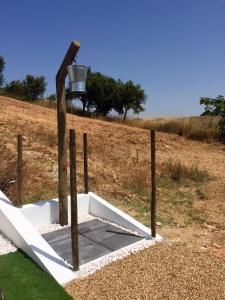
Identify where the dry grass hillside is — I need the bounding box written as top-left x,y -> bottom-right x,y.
1,96 -> 225,298
1,96 -> 225,244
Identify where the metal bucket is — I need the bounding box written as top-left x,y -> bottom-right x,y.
67,64 -> 88,93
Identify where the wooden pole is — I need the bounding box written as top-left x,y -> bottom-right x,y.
56,40 -> 80,225
69,129 -> 79,271
17,134 -> 22,207
150,130 -> 156,238
83,133 -> 89,194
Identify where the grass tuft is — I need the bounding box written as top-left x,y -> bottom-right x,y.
161,159 -> 209,183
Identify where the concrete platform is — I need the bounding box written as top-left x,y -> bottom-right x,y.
42,219 -> 143,265
0,191 -> 159,284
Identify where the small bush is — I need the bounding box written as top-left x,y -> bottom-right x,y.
161,159 -> 209,183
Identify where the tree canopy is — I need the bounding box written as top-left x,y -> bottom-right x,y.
23,75 -> 47,101
117,80 -> 146,120
200,95 -> 225,141
0,56 -> 5,87
200,95 -> 225,116
5,75 -> 47,101
68,68 -> 147,119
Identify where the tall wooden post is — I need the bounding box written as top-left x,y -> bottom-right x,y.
17,134 -> 22,207
151,130 -> 156,238
69,129 -> 79,271
83,133 -> 89,194
56,40 -> 80,225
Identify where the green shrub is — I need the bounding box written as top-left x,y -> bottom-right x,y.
161,159 -> 209,183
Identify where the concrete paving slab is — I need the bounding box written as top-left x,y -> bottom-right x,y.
42,219 -> 143,266
78,219 -> 107,234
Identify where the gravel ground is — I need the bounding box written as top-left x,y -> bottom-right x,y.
0,232 -> 17,255
65,243 -> 225,300
38,214 -> 96,235
69,238 -> 160,280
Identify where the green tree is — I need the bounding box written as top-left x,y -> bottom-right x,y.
200,95 -> 225,141
23,75 -> 47,101
6,80 -> 26,98
200,95 -> 225,116
86,70 -> 119,116
117,80 -> 147,120
6,75 -> 47,101
65,68 -> 147,118
0,56 -> 5,87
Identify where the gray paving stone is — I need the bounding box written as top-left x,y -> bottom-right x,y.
100,231 -> 142,251
42,219 -> 143,266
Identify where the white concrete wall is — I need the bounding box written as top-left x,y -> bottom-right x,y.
20,194 -> 90,228
0,191 -> 161,285
0,191 -> 75,285
20,199 -> 59,228
20,192 -> 161,239
89,192 -> 161,240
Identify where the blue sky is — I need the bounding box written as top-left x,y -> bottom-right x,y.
1,0 -> 225,117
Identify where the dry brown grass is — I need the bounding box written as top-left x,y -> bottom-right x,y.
123,115 -> 220,142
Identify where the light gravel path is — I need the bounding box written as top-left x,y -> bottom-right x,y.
65,243 -> 225,300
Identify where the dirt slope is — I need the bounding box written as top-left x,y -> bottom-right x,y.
1,96 -> 225,299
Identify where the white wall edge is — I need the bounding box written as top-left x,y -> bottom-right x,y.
88,192 -> 162,240
20,194 -> 90,228
0,191 -> 75,285
0,190 -> 162,285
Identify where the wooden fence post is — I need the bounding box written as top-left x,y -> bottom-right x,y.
151,130 -> 156,237
17,134 -> 22,207
56,40 -> 80,226
83,133 -> 89,194
69,129 -> 79,271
